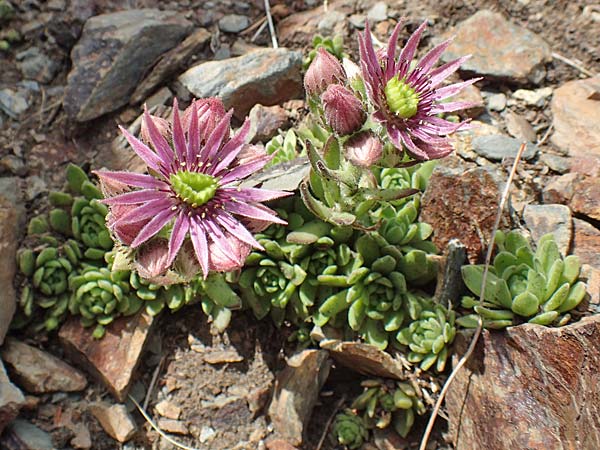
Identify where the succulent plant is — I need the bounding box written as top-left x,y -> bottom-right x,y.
68,266 -> 143,338
395,296 -> 456,372
303,34 -> 347,71
458,231 -> 587,329
264,129 -> 305,168
331,409 -> 369,450
14,239 -> 82,332
350,378 -> 429,438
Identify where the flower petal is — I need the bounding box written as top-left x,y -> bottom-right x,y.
385,19 -> 405,79
211,118 -> 251,176
429,55 -> 471,88
199,110 -> 233,167
130,207 -> 177,248
225,201 -> 286,224
417,38 -> 452,73
398,20 -> 428,77
214,212 -> 263,250
397,129 -> 430,160
102,189 -> 169,205
202,217 -> 239,265
218,154 -> 273,186
119,125 -> 163,174
430,100 -> 480,114
113,197 -> 175,225
143,107 -> 175,169
167,211 -> 190,266
94,170 -> 167,189
189,216 -> 209,278
171,98 -> 188,164
187,101 -> 200,166
433,78 -> 482,101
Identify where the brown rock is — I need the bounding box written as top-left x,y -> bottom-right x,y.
157,418 -> 188,435
1,338 -> 87,394
373,427 -> 409,450
0,360 -> 25,434
178,48 -> 303,119
265,438 -> 299,450
155,399 -> 181,420
0,419 -> 54,450
268,349 -> 331,446
542,173 -> 577,205
248,104 -> 289,143
320,340 -> 407,380
420,165 -> 508,263
505,110 -> 537,143
0,195 -> 18,345
581,265 -> 600,307
551,76 -> 600,159
442,10 -> 551,84
570,177 -> 600,221
59,310 -> 155,401
572,219 -> 600,269
89,402 -> 137,443
130,28 -> 211,104
203,349 -> 244,364
523,204 -> 572,255
447,315 -> 600,450
453,83 -> 484,118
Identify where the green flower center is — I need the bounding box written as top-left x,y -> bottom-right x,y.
170,171 -> 218,208
384,76 -> 419,119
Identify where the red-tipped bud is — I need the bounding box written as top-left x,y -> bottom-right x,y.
183,97 -> 227,143
304,48 -> 346,96
345,132 -> 383,167
321,85 -> 366,136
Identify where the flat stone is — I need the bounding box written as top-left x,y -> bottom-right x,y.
551,76 -> 600,158
89,402 -> 137,443
16,47 -> 59,83
155,399 -> 181,420
505,111 -> 537,142
1,338 -> 87,394
178,48 -> 303,119
454,83 -> 485,118
0,360 -> 25,434
0,420 -> 54,450
199,425 -> 216,443
157,418 -> 188,435
420,165 -> 509,263
572,219 -> 600,269
65,9 -> 192,121
0,195 -> 18,344
512,87 -> 553,107
320,339 -> 407,379
268,349 -> 331,446
218,14 -> 250,33
203,349 -> 244,364
539,153 -> 570,174
366,2 -> 387,22
570,177 -> 600,221
523,204 -> 572,255
317,10 -> 347,34
542,173 -> 577,205
442,10 -> 551,84
447,315 -> 600,450
265,439 -> 299,450
487,92 -> 507,112
0,88 -> 29,119
472,134 -> 537,161
248,104 -> 289,143
581,265 -> 599,308
59,310 -> 155,402
130,28 -> 211,105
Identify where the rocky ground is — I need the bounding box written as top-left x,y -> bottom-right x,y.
0,0 -> 599,449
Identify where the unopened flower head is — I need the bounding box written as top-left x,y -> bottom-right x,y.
321,84 -> 365,136
304,48 -> 346,96
345,131 -> 383,167
96,98 -> 291,278
358,19 -> 481,160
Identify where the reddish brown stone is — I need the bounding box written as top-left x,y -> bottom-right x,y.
265,438 -> 299,450
542,173 -> 577,205
0,360 -> 25,434
570,177 -> 600,221
446,315 -> 600,450
0,195 -> 18,345
572,218 -> 600,269
453,83 -> 485,119
249,104 -> 289,143
420,165 -> 509,263
551,76 -> 600,160
59,310 -> 154,401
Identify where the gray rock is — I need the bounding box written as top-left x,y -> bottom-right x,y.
178,48 -> 302,118
472,135 -> 537,161
16,47 -> 60,83
348,14 -> 366,29
487,93 -> 507,112
1,338 -> 88,393
366,2 -> 388,22
268,350 -> 331,446
1,420 -> 54,450
24,175 -> 47,201
64,9 -> 192,122
0,360 -> 25,434
0,155 -> 26,176
505,111 -> 536,142
539,153 -> 570,174
442,10 -> 551,84
0,88 -> 29,119
318,10 -> 346,34
218,14 -> 250,33
523,204 -> 572,255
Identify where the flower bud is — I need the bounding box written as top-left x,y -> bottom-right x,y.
304,48 -> 346,96
345,132 -> 383,168
183,97 -> 227,143
321,85 -> 365,136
